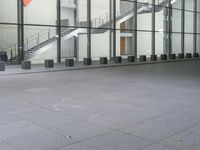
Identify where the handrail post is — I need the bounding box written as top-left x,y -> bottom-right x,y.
37,33 -> 40,45
48,28 -> 51,40
26,38 -> 29,51
11,50 -> 13,64
15,44 -> 17,57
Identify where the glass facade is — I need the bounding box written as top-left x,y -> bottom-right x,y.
0,0 -> 200,64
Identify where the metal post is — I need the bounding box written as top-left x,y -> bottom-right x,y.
17,0 -> 24,63
87,0 -> 91,58
181,0 -> 185,54
113,0 -> 116,58
74,2 -> 78,60
48,28 -> 50,40
11,50 -> 13,64
193,0 -> 197,53
133,0 -> 137,57
17,0 -> 21,64
109,0 -> 112,60
164,0 -> 172,54
57,0 -> 61,63
21,0 -> 24,61
151,0 -> 155,55
168,0 -> 172,54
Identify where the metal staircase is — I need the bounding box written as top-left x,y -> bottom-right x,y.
3,0 -> 169,64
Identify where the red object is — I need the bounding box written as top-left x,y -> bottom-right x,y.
23,0 -> 32,7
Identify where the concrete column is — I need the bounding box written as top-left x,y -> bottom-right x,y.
57,0 -> 61,63
87,0 -> 91,58
181,0 -> 185,54
17,0 -> 24,64
109,0 -> 113,60
151,0 -> 155,55
113,0 -> 117,58
133,0 -> 137,57
193,0 -> 197,53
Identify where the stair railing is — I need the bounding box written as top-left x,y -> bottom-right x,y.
91,1 -> 151,28
24,28 -> 57,52
91,0 -> 167,28
1,28 -> 57,62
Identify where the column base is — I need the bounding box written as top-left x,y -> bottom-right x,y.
151,55 -> 157,61
114,56 -> 122,63
193,53 -> 199,58
127,56 -> 135,62
178,53 -> 184,59
65,59 -> 74,67
21,61 -> 31,69
160,54 -> 167,60
0,61 -> 5,71
169,54 -> 176,60
140,55 -> 146,62
100,57 -> 108,64
84,58 -> 92,65
45,60 -> 54,68
186,53 -> 192,58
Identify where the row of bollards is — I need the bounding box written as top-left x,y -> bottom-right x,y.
0,53 -> 199,71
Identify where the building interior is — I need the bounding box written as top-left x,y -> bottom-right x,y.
0,0 -> 200,150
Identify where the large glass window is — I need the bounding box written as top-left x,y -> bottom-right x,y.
0,0 -> 199,65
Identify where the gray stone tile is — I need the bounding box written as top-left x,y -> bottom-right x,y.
0,142 -> 16,150
0,101 -> 34,114
7,130 -> 75,150
88,108 -> 163,129
141,143 -> 175,150
55,120 -> 112,141
119,113 -> 199,142
83,131 -> 153,150
25,113 -> 80,129
57,143 -> 97,150
0,114 -> 22,125
171,104 -> 200,122
159,125 -> 200,150
0,121 -> 44,140
13,107 -> 65,120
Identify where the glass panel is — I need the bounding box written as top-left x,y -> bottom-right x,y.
155,1 -> 165,55
0,24 -> 18,64
137,31 -> 152,57
24,0 -> 57,25
76,0 -> 88,60
0,0 -> 18,64
171,8 -> 181,54
185,11 -> 194,54
24,26 -> 57,63
119,0 -> 134,57
91,0 -> 110,60
24,0 -> 58,63
137,0 -> 152,57
185,0 -> 194,53
61,0 -> 78,61
197,0 -> 200,53
0,0 -> 17,23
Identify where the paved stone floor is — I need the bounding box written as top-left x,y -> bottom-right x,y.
0,61 -> 200,150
